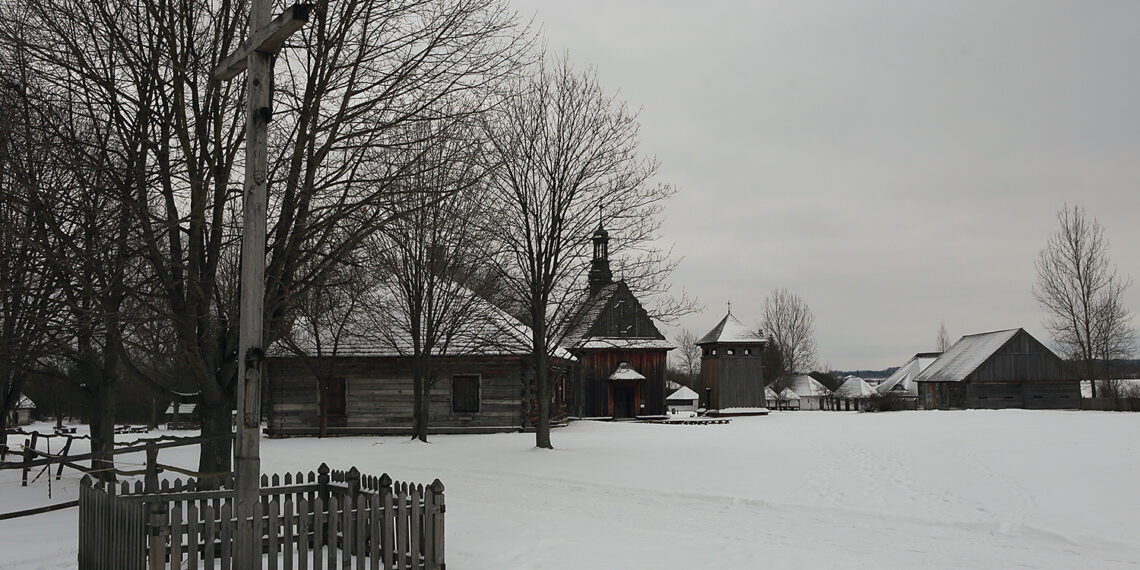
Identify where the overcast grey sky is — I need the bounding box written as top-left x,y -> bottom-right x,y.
511,0 -> 1140,370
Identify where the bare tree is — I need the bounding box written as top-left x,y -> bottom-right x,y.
9,0 -> 528,472
936,322 -> 952,352
483,56 -> 672,449
1034,204 -> 1135,397
760,289 -> 817,382
670,329 -> 701,388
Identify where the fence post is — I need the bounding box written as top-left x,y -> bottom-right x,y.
346,466 -> 360,500
145,445 -> 160,493
317,463 -> 330,505
430,479 -> 445,570
21,438 -> 33,487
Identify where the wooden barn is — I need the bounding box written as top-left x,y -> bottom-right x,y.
696,311 -> 767,411
266,295 -> 574,437
914,328 -> 1079,410
562,226 -> 673,419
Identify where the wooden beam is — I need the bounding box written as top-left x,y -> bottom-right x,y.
213,3 -> 314,81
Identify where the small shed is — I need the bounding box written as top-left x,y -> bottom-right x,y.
164,401 -> 199,430
765,386 -> 800,410
915,328 -> 1078,410
8,395 -> 36,426
665,386 -> 700,412
784,374 -> 830,410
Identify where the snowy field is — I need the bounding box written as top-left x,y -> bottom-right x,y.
3,410 -> 1140,569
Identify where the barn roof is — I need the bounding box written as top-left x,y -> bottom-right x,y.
914,329 -> 1020,383
764,386 -> 779,400
834,376 -> 878,398
15,395 -> 35,409
878,352 -> 942,395
272,284 -> 574,360
778,388 -> 801,400
667,386 -> 699,401
697,312 -> 765,345
786,374 -> 829,397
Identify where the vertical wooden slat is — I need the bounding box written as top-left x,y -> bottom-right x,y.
421,491 -> 434,570
410,485 -> 421,570
327,495 -> 338,570
203,503 -> 216,570
254,500 -> 265,570
395,484 -> 407,570
269,498 -> 280,570
187,503 -> 200,570
221,501 -> 233,570
312,496 -> 324,570
298,497 -> 309,570
342,493 -> 353,570
369,494 -> 381,570
355,495 -> 367,570
381,487 -> 393,570
171,503 -> 184,570
283,497 -> 294,570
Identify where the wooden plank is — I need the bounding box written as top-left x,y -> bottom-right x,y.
381,487 -> 393,569
410,485 -> 421,570
283,498 -> 294,570
221,501 -> 233,570
327,495 -> 338,570
269,499 -> 280,570
171,503 -> 184,569
369,494 -> 381,570
254,500 -> 265,570
312,496 -> 324,570
422,491 -> 434,570
187,502 -> 200,570
395,484 -> 407,570
298,497 -> 310,570
203,503 -> 216,569
356,495 -> 367,569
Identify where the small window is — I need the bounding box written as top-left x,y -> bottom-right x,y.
726,348 -> 735,355
711,348 -> 717,356
744,348 -> 751,355
452,375 -> 480,413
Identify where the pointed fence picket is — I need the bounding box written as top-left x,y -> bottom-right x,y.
78,465 -> 444,570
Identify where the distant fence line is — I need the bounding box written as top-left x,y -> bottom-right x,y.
1080,397 -> 1140,412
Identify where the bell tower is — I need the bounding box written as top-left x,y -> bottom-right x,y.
588,224 -> 613,297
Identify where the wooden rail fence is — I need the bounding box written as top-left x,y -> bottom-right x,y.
79,463 -> 444,570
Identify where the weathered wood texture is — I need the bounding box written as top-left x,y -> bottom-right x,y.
266,356 -> 530,436
579,282 -> 665,341
920,330 -> 1078,410
699,352 -> 765,410
573,349 -> 668,417
967,330 -> 1074,383
77,466 -> 444,569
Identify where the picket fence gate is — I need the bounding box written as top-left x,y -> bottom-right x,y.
78,463 -> 444,570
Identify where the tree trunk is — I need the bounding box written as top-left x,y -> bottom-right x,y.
89,380 -> 116,483
533,313 -> 552,449
197,395 -> 234,478
412,356 -> 429,443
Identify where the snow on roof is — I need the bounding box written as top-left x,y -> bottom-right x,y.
561,283 -> 619,349
764,386 -> 779,400
786,374 -> 830,397
834,376 -> 878,398
915,329 -> 1020,383
578,338 -> 674,350
667,386 -> 699,401
608,362 -> 646,381
15,395 -> 35,409
778,388 -> 801,400
878,352 -> 942,395
164,403 -> 198,415
272,284 -> 575,361
697,312 -> 765,345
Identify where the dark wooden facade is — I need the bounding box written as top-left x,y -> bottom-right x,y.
266,355 -> 569,436
574,348 -> 669,418
700,351 -> 766,410
918,329 -> 1078,410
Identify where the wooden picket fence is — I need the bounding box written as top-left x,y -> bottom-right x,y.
78,464 -> 445,570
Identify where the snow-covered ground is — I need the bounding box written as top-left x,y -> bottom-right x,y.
3,410 -> 1140,569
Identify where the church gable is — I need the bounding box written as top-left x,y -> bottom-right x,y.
584,282 -> 664,341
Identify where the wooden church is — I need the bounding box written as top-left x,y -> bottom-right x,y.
562,226 -> 673,419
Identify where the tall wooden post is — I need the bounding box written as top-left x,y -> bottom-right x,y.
214,4 -> 311,568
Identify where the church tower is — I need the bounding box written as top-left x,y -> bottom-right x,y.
588,225 -> 613,297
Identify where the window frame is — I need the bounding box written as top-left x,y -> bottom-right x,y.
451,374 -> 482,414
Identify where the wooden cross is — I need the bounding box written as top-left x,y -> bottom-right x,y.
214,4 -> 311,568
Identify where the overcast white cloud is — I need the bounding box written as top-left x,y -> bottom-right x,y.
510,0 -> 1140,369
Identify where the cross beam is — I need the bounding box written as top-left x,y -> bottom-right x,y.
213,3 -> 313,81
